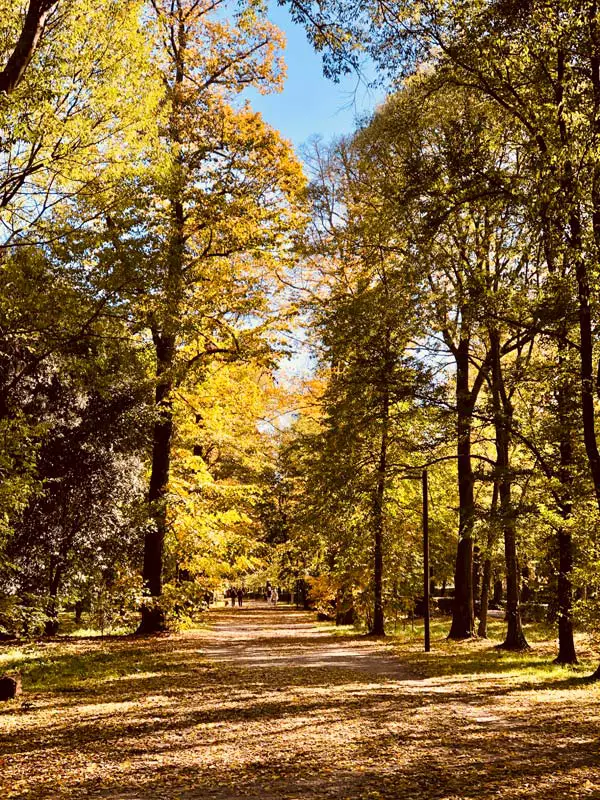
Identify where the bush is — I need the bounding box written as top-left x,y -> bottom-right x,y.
88,570 -> 143,635
160,579 -> 212,630
0,593 -> 50,638
306,575 -> 338,619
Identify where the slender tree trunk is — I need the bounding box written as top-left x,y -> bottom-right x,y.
570,208 -> 600,506
539,148 -> 578,664
472,545 -> 481,608
138,14 -> 187,634
555,379 -> 578,664
138,334 -> 176,634
583,1 -> 600,508
478,557 -> 492,639
555,26 -> 600,506
489,330 -> 529,650
449,339 -> 475,639
492,577 -> 503,607
44,562 -> 63,636
477,480 -> 498,639
555,524 -> 578,664
585,5 -> 600,677
371,329 -> 391,637
554,244 -> 581,665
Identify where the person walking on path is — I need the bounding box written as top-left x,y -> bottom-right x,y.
271,587 -> 278,606
237,587 -> 244,607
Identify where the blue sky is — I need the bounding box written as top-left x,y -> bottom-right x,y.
247,3 -> 381,153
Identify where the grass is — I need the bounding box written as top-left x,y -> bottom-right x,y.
0,633 -> 198,698
320,614 -> 600,685
4,612 -> 598,694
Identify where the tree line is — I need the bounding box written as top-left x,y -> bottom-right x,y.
277,0 -> 600,676
3,0 -> 600,680
0,0 -> 304,636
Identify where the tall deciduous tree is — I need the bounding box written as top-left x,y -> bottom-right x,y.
298,137 -> 431,635
95,0 -> 305,631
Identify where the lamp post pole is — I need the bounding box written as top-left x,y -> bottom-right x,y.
423,468 -> 431,653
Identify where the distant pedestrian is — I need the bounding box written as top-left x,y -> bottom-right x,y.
271,587 -> 278,606
237,587 -> 243,607
265,583 -> 272,604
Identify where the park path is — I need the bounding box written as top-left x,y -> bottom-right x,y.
202,602 -> 406,675
2,603 -> 600,799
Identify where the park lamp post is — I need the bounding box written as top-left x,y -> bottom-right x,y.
408,452 -> 495,653
422,468 -> 430,653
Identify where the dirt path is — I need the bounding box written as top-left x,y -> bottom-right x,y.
2,604 -> 600,799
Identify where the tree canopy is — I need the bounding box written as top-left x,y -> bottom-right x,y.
3,0 -> 600,688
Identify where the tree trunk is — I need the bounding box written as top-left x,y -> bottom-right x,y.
45,561 -> 63,636
568,192 -> 600,509
0,0 -> 59,95
554,375 -> 578,664
472,545 -> 481,608
555,392 -> 577,665
555,525 -> 578,664
492,578 -> 503,607
449,339 -> 475,639
537,125 -> 578,664
370,328 -> 391,637
489,330 -> 529,651
584,3 -> 600,510
450,537 -> 473,638
477,480 -> 498,639
478,557 -> 492,639
138,334 -> 176,634
138,15 -> 187,633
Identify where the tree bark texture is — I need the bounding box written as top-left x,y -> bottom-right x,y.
489,330 -> 529,651
554,375 -> 578,665
449,339 -> 475,639
0,0 -> 58,95
138,335 -> 176,634
477,480 -> 498,639
555,525 -> 578,664
478,557 -> 492,639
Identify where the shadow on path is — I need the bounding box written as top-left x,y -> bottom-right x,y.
2,603 -> 599,800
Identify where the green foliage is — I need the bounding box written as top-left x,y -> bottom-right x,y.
0,593 -> 49,638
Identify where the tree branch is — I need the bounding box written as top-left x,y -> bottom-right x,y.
0,0 -> 59,95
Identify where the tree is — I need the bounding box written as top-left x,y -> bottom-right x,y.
93,0 -> 305,631
0,243 -> 150,636
295,137 -> 432,635
0,0 -> 157,243
167,360 -> 286,605
283,0 -> 600,665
